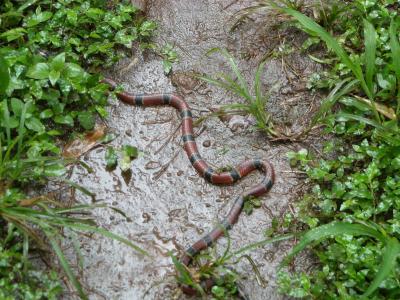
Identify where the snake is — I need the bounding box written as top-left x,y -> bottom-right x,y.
102,78 -> 275,296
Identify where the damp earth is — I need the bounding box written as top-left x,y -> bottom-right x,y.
66,1 -> 321,299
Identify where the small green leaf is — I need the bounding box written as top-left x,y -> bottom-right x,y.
119,145 -> 138,172
0,28 -> 26,42
211,286 -> 225,298
77,112 -> 95,130
54,115 -> 74,126
49,70 -> 61,86
26,11 -> 53,27
66,9 -> 78,25
243,201 -> 253,215
105,147 -> 118,169
86,8 -> 105,20
64,63 -> 85,81
163,60 -> 172,74
139,21 -> 157,37
27,63 -> 50,80
25,117 -> 45,133
100,133 -> 117,144
11,98 -> 24,116
40,109 -> 54,119
122,145 -> 138,159
51,53 -> 65,72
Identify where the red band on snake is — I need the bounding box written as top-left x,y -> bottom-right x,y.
102,78 -> 275,296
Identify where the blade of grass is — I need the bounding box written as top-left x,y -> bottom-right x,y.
254,60 -> 267,104
45,230 -> 88,300
226,234 -> 294,261
198,75 -> 242,95
0,54 -> 10,95
281,222 -> 385,266
4,206 -> 149,256
59,223 -> 150,257
237,254 -> 267,287
16,101 -> 28,168
2,215 -> 48,249
363,238 -> 400,298
22,232 -> 29,273
335,112 -> 399,143
62,179 -> 95,198
170,252 -> 205,296
364,19 -> 376,98
207,48 -> 251,100
276,6 -> 371,100
389,19 -> 400,113
305,78 -> 358,133
3,99 -> 11,145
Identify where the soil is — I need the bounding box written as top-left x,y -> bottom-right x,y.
65,1 -> 322,299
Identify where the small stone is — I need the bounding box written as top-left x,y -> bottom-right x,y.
281,86 -> 292,95
177,170 -> 184,176
202,140 -> 211,147
126,129 -> 133,137
142,212 -> 151,223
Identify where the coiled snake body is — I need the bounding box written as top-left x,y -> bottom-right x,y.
103,78 -> 275,295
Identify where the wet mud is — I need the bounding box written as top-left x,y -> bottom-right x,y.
67,1 -> 321,299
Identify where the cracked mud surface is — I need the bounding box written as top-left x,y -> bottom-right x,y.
66,1 -> 321,299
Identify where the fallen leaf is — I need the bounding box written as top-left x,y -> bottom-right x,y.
355,96 -> 397,120
63,126 -> 106,158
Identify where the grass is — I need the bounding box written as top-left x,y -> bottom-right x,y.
198,48 -> 279,137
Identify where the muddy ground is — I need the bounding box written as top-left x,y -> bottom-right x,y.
65,1 -> 322,299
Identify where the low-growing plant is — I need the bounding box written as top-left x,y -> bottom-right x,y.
199,48 -> 279,137
0,224 -> 62,300
171,232 -> 293,299
0,189 -> 149,300
0,0 -> 157,298
245,1 -> 400,298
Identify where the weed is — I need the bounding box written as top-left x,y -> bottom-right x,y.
159,43 -> 179,75
199,48 -> 279,137
171,232 -> 294,299
105,144 -> 139,172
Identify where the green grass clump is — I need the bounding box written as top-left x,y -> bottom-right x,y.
0,0 -> 155,298
198,48 -> 279,137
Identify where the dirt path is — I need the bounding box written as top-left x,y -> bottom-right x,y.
68,1 -> 320,299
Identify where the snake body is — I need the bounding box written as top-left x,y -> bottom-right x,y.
103,78 -> 275,295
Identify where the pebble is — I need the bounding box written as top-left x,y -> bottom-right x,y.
202,140 -> 211,147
